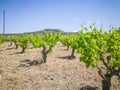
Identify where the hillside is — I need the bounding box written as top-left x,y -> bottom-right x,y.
0,29 -> 76,36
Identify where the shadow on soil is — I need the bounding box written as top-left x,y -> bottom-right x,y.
5,47 -> 13,50
18,59 -> 43,67
58,55 -> 75,60
11,51 -> 23,55
80,85 -> 99,90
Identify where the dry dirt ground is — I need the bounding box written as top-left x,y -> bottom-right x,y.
0,42 -> 120,90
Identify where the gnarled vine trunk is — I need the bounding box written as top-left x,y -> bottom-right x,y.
42,46 -> 52,63
21,47 -> 26,53
71,48 -> 75,58
15,44 -> 19,49
67,46 -> 69,50
42,46 -> 47,63
102,77 -> 111,90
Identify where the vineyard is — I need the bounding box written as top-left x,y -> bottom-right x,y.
0,26 -> 120,90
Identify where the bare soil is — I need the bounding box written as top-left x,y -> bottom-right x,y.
0,42 -> 120,90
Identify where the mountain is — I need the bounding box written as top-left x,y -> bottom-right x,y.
0,29 -> 76,36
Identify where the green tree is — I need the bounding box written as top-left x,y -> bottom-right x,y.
11,35 -> 20,49
31,32 -> 61,63
60,35 -> 79,59
60,35 -> 71,50
19,35 -> 29,53
77,26 -> 120,90
0,35 -> 3,45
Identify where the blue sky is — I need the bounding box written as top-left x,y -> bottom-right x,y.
0,0 -> 120,33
